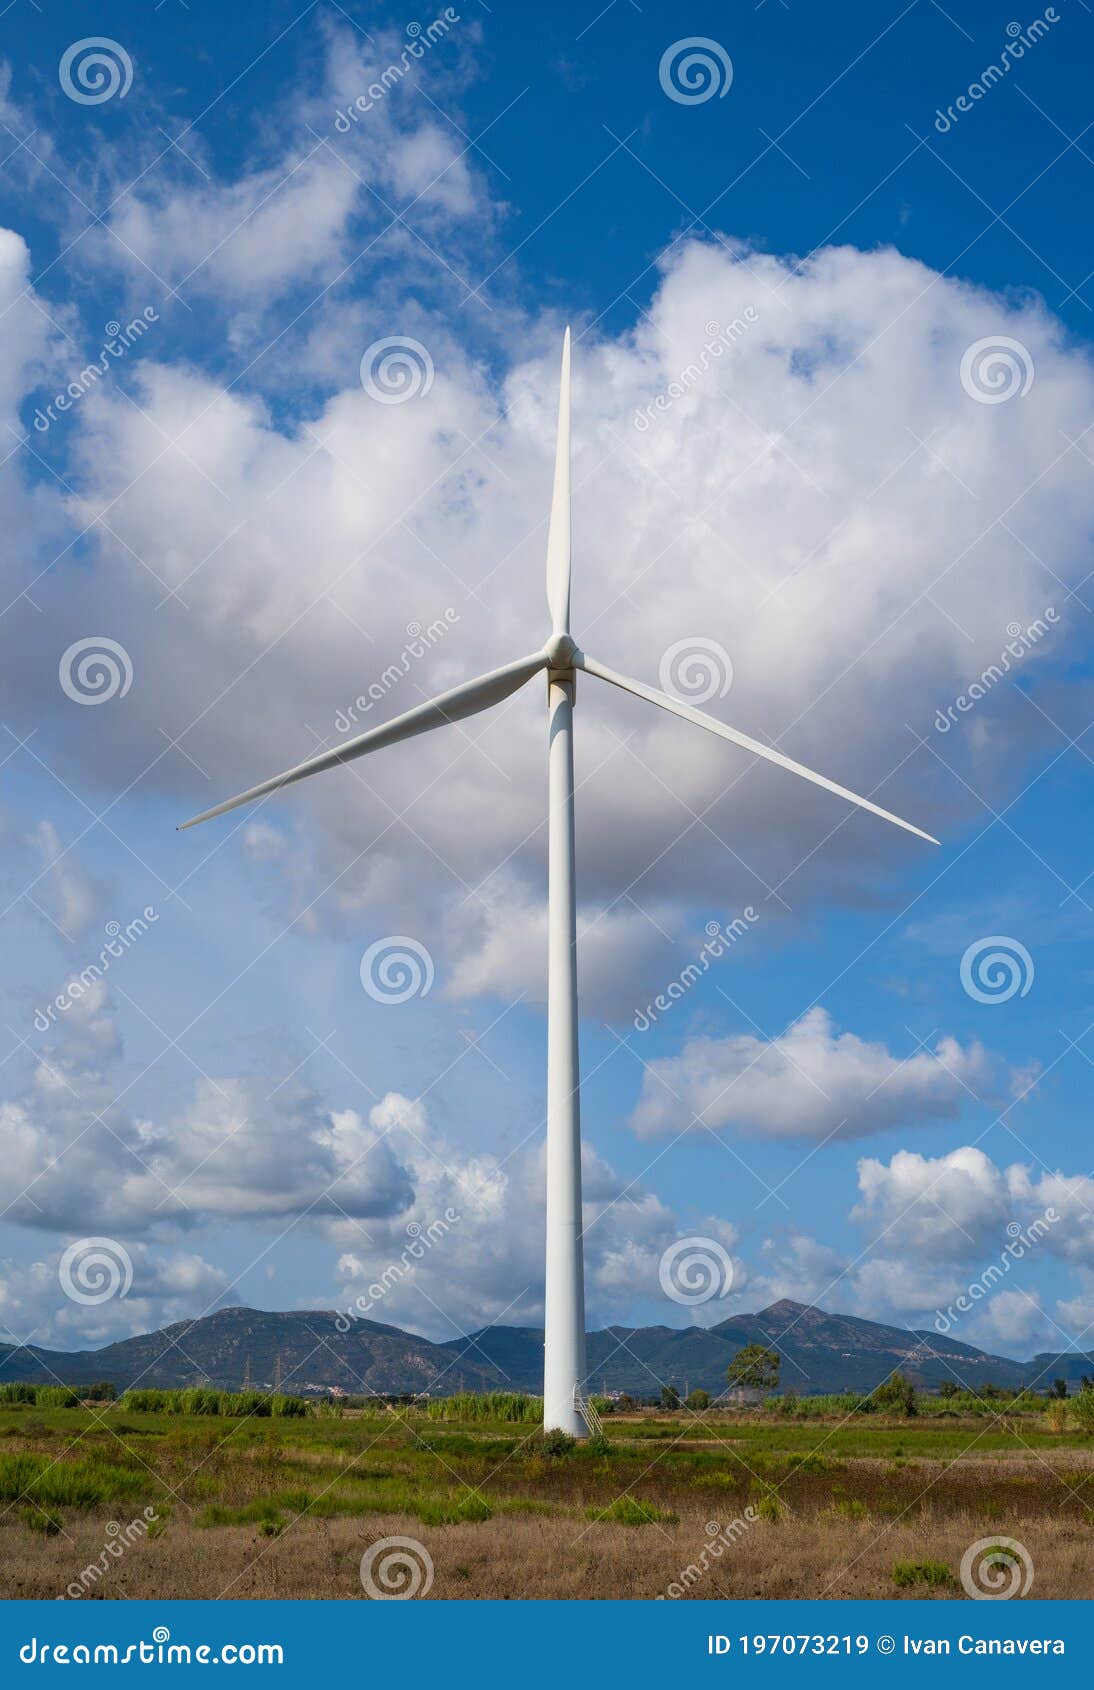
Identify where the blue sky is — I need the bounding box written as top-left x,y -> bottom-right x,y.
1,0 -> 1093,1374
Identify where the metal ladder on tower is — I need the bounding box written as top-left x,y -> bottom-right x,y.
574,1386 -> 603,1437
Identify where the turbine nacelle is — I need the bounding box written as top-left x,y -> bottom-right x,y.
544,632 -> 579,672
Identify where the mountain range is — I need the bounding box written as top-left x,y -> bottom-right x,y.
2,1300 -> 1091,1397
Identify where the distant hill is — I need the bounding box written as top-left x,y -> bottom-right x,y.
0,1300 -> 1084,1397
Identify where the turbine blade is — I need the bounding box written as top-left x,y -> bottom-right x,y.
545,326 -> 571,636
179,652 -> 548,830
577,653 -> 938,846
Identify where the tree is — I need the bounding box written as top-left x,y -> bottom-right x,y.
937,1380 -> 958,1400
685,1389 -> 710,1411
660,1384 -> 681,1411
873,1371 -> 918,1417
1052,1378 -> 1069,1399
727,1345 -> 780,1394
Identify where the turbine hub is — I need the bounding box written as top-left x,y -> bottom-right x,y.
544,632 -> 577,669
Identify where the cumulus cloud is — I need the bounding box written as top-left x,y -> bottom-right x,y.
0,983 -> 414,1233
628,1008 -> 990,1141
3,227 -> 1089,1019
0,1244 -> 236,1348
328,1091 -> 740,1338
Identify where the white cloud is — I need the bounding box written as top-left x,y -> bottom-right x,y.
0,1245 -> 236,1348
329,1091 -> 740,1338
628,1008 -> 990,1141
3,230 -> 1088,1020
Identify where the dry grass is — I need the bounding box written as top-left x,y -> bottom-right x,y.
3,1506 -> 1092,1600
2,1403 -> 1092,1600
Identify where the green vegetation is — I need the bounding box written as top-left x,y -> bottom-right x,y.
119,1387 -> 308,1417
426,1392 -> 542,1423
586,1496 -> 677,1525
0,1384 -> 79,1407
728,1345 -> 781,1393
892,1560 -> 954,1589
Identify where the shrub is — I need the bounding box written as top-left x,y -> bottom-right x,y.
1070,1389 -> 1094,1432
586,1496 -> 677,1525
893,1560 -> 953,1589
20,1506 -> 63,1535
536,1428 -> 576,1458
33,1387 -> 79,1409
871,1372 -> 918,1417
685,1389 -> 711,1411
0,1384 -> 37,1405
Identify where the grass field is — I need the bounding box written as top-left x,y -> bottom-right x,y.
1,1399 -> 1092,1600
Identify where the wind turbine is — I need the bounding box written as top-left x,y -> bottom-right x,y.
179,328 -> 938,1435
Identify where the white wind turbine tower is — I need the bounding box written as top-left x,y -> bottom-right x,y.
180,329 -> 937,1434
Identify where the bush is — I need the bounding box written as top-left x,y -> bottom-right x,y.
29,1387 -> 79,1409
536,1429 -> 576,1458
1070,1388 -> 1094,1432
585,1496 -> 677,1525
893,1560 -> 953,1589
20,1506 -> 63,1535
685,1389 -> 711,1411
871,1373 -> 918,1417
0,1384 -> 37,1405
